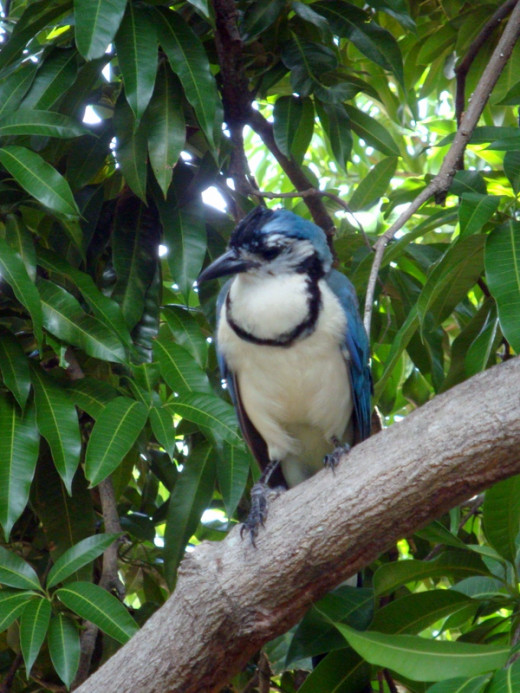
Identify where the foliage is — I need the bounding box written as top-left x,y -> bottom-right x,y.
0,0 -> 519,690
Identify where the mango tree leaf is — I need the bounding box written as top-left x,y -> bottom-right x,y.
67,129 -> 114,191
48,614 -> 80,689
0,397 -> 39,539
458,194 -> 500,237
153,332 -> 211,394
485,659 -> 520,693
0,328 -> 31,409
149,406 -> 176,459
344,104 -> 400,155
4,213 -> 36,280
348,157 -> 397,211
47,534 -> 120,588
155,7 -> 220,149
336,625 -> 508,682
240,0 -> 285,42
0,110 -> 87,138
163,442 -> 216,587
464,312 -> 499,377
85,397 -> 148,486
281,36 -> 337,97
74,0 -> 128,60
18,49 -> 78,111
485,220 -> 520,352
66,378 -> 119,419
115,3 -> 157,125
165,393 -> 241,445
20,596 -> 52,675
503,151 -> 520,195
162,306 -> 208,368
273,95 -> 314,164
31,366 -> 81,494
0,236 -> 43,344
428,676 -> 494,693
298,648 -> 370,693
216,444 -> 250,519
38,279 -> 127,364
0,546 -> 41,591
113,98 -> 148,201
483,476 -> 520,565
56,581 -> 138,643
0,62 -> 37,115
146,62 -> 185,198
315,101 -> 352,170
0,146 -> 80,220
0,591 -> 37,633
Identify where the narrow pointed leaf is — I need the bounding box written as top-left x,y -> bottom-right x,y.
47,534 -> 120,588
217,444 -> 250,519
75,0 -> 128,60
149,406 -> 176,459
66,378 -> 119,419
336,625 -> 508,682
483,476 -> 520,565
459,194 -> 500,237
162,306 -> 208,368
164,393 -> 241,444
316,101 -> 352,169
273,95 -> 314,163
240,0 -> 285,41
19,48 -> 78,111
0,110 -> 87,138
0,236 -> 42,344
155,8 -> 220,149
20,596 -> 52,675
31,367 -> 81,493
0,397 -> 39,538
344,104 -> 400,156
154,335 -> 210,394
48,615 -> 80,689
56,582 -> 138,643
0,591 -> 37,633
348,157 -> 397,211
4,213 -> 36,280
298,648 -> 370,693
0,546 -> 40,591
504,151 -> 520,195
67,130 -> 113,191
0,329 -> 31,409
485,220 -> 520,352
146,62 -> 185,197
0,146 -> 80,220
0,62 -> 37,115
427,676 -> 493,693
113,98 -> 148,201
85,397 -> 148,486
115,3 -> 157,124
164,442 -> 216,587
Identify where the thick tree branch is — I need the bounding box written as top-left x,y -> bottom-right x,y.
363,0 -> 520,335
76,358 -> 520,693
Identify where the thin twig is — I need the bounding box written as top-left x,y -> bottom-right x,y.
363,0 -> 520,336
0,654 -> 22,693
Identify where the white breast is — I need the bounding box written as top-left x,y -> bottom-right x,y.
218,276 -> 353,487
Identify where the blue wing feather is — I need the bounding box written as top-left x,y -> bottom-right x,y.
326,270 -> 372,442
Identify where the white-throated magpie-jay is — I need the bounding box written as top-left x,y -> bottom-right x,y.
198,207 -> 371,542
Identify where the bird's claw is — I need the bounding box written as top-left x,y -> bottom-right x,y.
241,482 -> 284,546
323,441 -> 351,473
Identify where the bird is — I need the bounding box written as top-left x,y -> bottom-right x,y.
198,206 -> 371,542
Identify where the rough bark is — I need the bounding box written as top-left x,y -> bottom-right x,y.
76,358 -> 520,693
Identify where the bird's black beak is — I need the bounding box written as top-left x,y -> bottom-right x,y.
197,250 -> 257,283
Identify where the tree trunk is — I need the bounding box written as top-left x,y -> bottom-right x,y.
76,357 -> 520,693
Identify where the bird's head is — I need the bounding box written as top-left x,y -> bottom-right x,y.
198,207 -> 333,284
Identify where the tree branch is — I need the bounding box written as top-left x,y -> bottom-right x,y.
75,357 -> 520,693
363,0 -> 520,336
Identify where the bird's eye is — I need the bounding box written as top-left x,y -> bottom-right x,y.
262,246 -> 282,261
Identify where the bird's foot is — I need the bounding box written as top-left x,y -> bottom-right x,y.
323,437 -> 351,473
240,482 -> 283,547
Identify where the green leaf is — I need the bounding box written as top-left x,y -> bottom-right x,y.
348,157 -> 397,211
0,236 -> 43,345
115,3 -> 157,125
336,625 -> 508,682
314,1 -> 404,85
0,328 -> 31,409
47,534 -> 120,588
0,62 -> 37,116
156,197 -> 207,300
486,659 -> 520,693
146,62 -> 185,198
458,194 -> 500,237
427,675 -> 493,693
374,551 -> 489,596
56,581 -> 138,643
48,614 -> 80,689
216,444 -> 250,519
0,110 -> 87,138
149,406 -> 176,459
240,0 -> 285,41
37,247 -> 132,348
344,105 -> 400,155
66,378 -> 119,419
164,393 -> 241,445
281,36 -> 337,97
0,546 -> 40,591
162,306 -> 208,368
20,596 -> 52,675
485,220 -> 520,352
298,648 -> 370,693
31,366 -> 81,494
464,312 -> 499,377
155,8 -> 220,149
0,590 -> 37,633
315,101 -> 352,170
483,476 -> 520,565
0,146 -> 80,220
66,131 -> 113,191
74,0 -> 128,60
39,279 -> 127,364
113,98 -> 148,201
19,48 -> 78,111
273,95 -> 314,164
85,397 -> 148,486
0,397 -> 39,538
4,213 -> 36,281
418,235 -> 485,328
504,151 -> 520,195
154,333 -> 211,395
163,442 -> 216,587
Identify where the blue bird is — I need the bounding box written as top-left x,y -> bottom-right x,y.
198,207 -> 371,541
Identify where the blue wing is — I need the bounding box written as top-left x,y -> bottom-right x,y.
326,269 -> 372,442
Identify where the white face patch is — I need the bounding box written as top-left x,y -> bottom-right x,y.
249,235 -> 316,275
